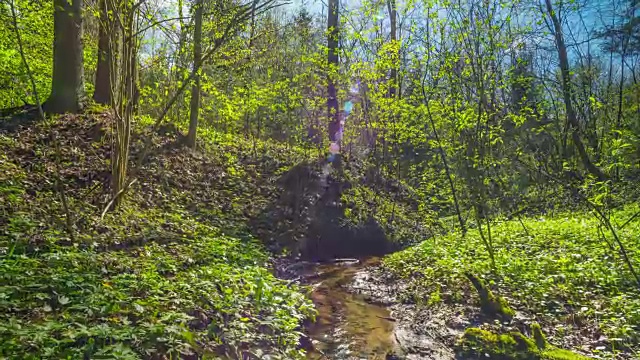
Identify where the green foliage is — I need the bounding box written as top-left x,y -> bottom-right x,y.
0,226 -> 314,358
341,181 -> 430,246
0,0 -> 53,107
2,0 -> 640,357
340,158 -> 440,246
456,327 -> 590,360
0,115 -> 316,359
383,205 -> 640,349
0,153 -> 25,208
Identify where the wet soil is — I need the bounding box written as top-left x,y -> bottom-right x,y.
291,255 -> 611,359
350,266 -> 460,360
296,259 -> 396,359
294,258 -> 458,360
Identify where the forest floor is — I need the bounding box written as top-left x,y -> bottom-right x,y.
0,111 -> 321,358
1,110 -> 640,359
349,210 -> 640,360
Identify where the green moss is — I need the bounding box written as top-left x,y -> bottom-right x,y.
542,348 -> 592,360
457,328 -> 535,359
456,327 -> 590,360
531,322 -> 546,349
497,296 -> 516,318
465,273 -> 515,319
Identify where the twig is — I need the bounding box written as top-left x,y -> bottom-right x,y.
100,178 -> 138,219
517,215 -> 531,237
79,181 -> 103,202
8,0 -> 44,120
619,209 -> 640,230
56,178 -> 76,243
376,315 -> 396,322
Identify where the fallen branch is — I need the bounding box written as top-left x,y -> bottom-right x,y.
100,178 -> 138,219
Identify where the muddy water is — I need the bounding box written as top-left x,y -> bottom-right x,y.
300,259 -> 395,360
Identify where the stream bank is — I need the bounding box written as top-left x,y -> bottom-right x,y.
349,265 -> 463,360
267,163 -> 508,359
289,258 -> 457,360
293,259 -> 395,359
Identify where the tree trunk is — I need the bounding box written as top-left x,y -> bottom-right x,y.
386,0 -> 397,98
109,0 -> 137,210
45,0 -> 85,113
186,0 -> 204,149
544,0 -> 606,180
327,0 -> 340,143
93,0 -> 111,105
615,47 -> 626,180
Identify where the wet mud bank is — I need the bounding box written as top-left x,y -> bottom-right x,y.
347,265 -> 599,360
349,264 -> 461,360
292,259 -> 395,359
287,258 -> 459,360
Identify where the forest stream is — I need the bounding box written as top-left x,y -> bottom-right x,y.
296,259 -> 396,360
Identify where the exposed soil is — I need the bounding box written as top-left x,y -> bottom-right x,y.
282,258 -> 458,360
347,263 -> 607,360
350,265 -> 460,360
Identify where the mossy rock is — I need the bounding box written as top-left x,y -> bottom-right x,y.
465,273 -> 515,319
456,327 -> 591,360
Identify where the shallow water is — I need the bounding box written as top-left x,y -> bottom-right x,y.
302,259 -> 395,360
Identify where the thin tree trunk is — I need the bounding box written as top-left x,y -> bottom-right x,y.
45,0 -> 85,113
172,0 -> 187,121
544,0 -> 606,180
327,0 -> 340,144
110,0 -> 137,209
10,0 -> 44,119
386,0 -> 397,98
426,102 -> 466,235
475,205 -> 496,271
615,51 -> 626,180
93,0 -> 111,105
186,0 -> 204,149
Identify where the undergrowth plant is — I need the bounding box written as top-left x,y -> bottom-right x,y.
0,115 -> 317,359
383,205 -> 640,355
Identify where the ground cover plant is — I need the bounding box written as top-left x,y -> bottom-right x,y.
0,115 -> 316,358
382,205 -> 640,357
2,0 -> 640,357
